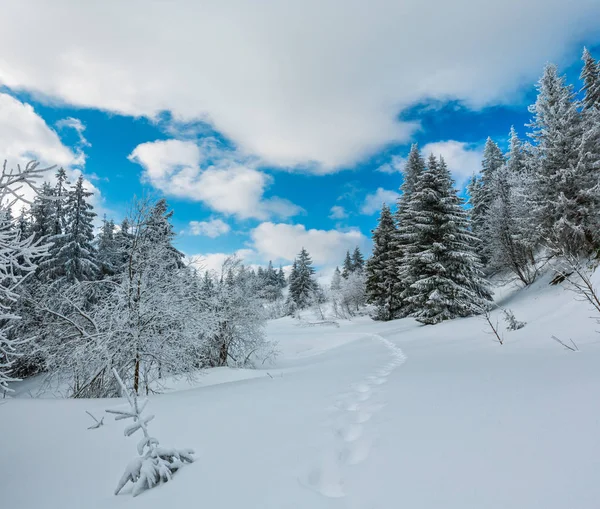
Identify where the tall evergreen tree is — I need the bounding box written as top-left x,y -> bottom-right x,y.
29,182 -> 54,241
288,248 -> 317,309
527,63 -> 599,254
97,215 -> 118,277
330,266 -> 342,291
365,204 -> 400,321
581,47 -> 600,110
341,250 -> 353,279
38,175 -> 98,282
393,144 -> 426,313
402,156 -> 491,324
351,247 -> 364,273
52,168 -> 69,235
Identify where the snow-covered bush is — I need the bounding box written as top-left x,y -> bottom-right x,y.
503,309 -> 526,330
107,369 -> 194,497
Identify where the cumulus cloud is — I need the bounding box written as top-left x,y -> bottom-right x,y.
376,155 -> 406,174
128,138 -> 302,220
187,248 -> 255,274
329,205 -> 348,219
0,93 -> 103,212
0,93 -> 81,169
250,222 -> 367,266
189,218 -> 231,238
0,1 -> 597,170
421,140 -> 483,185
361,187 -> 400,215
56,117 -> 91,148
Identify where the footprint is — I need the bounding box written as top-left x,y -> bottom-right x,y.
357,390 -> 371,402
356,411 -> 372,423
305,451 -> 345,498
354,383 -> 370,393
341,424 -> 363,442
347,437 -> 372,465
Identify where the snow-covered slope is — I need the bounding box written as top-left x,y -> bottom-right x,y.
2,273 -> 600,509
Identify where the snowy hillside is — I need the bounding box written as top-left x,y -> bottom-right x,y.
2,272 -> 600,509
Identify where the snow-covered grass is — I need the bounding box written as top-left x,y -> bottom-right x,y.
2,270 -> 600,508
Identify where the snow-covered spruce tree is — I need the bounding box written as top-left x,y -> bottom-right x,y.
29,181 -> 55,242
341,250 -> 353,279
403,155 -> 492,324
469,138 -> 506,266
351,246 -> 365,273
485,127 -> 538,285
0,160 -> 52,395
393,143 -> 425,316
258,260 -> 283,302
288,248 -> 318,310
96,215 -> 118,277
38,175 -> 99,283
527,63 -> 600,255
581,47 -> 600,110
366,203 -> 401,321
107,369 -> 194,497
51,167 -> 68,236
277,265 -> 286,289
330,266 -> 342,291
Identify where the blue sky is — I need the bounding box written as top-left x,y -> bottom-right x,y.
0,1 -> 599,273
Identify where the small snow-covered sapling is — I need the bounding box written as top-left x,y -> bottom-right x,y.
106,368 -> 194,497
502,309 -> 526,331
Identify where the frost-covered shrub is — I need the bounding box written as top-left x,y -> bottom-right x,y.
107,369 -> 194,497
503,309 -> 526,331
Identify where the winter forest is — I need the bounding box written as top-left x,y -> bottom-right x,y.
3,31 -> 600,509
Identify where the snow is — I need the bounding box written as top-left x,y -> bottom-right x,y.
2,272 -> 600,508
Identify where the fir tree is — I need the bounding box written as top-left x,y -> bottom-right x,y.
330,266 -> 342,291
97,215 -> 118,277
277,265 -> 286,288
288,248 -> 317,309
581,47 -> 600,110
351,247 -> 364,273
402,156 -> 491,324
365,204 -> 400,321
527,63 -> 598,254
52,167 -> 69,236
29,182 -> 54,242
393,143 -> 426,313
39,175 -> 98,282
341,250 -> 353,279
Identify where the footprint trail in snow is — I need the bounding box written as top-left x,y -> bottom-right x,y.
301,333 -> 407,500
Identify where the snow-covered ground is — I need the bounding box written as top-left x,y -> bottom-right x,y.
2,271 -> 600,509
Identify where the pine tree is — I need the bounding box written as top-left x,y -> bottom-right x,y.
351,247 -> 364,273
330,266 -> 342,291
39,175 -> 98,282
29,182 -> 54,241
145,198 -> 185,270
402,156 -> 491,324
527,63 -> 597,254
97,215 -> 118,277
485,128 -> 538,284
365,204 -> 400,321
52,167 -> 69,236
393,143 -> 426,314
288,248 -> 317,309
581,47 -> 600,110
341,250 -> 353,279
277,265 -> 286,289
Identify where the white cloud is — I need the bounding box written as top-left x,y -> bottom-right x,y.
376,155 -> 406,174
187,248 -> 255,274
421,140 -> 483,185
0,93 -> 81,169
56,117 -> 91,148
361,187 -> 400,215
329,205 -> 348,220
189,218 -> 231,238
128,138 -> 302,220
250,222 -> 367,266
0,1 -> 597,170
0,93 -> 103,212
